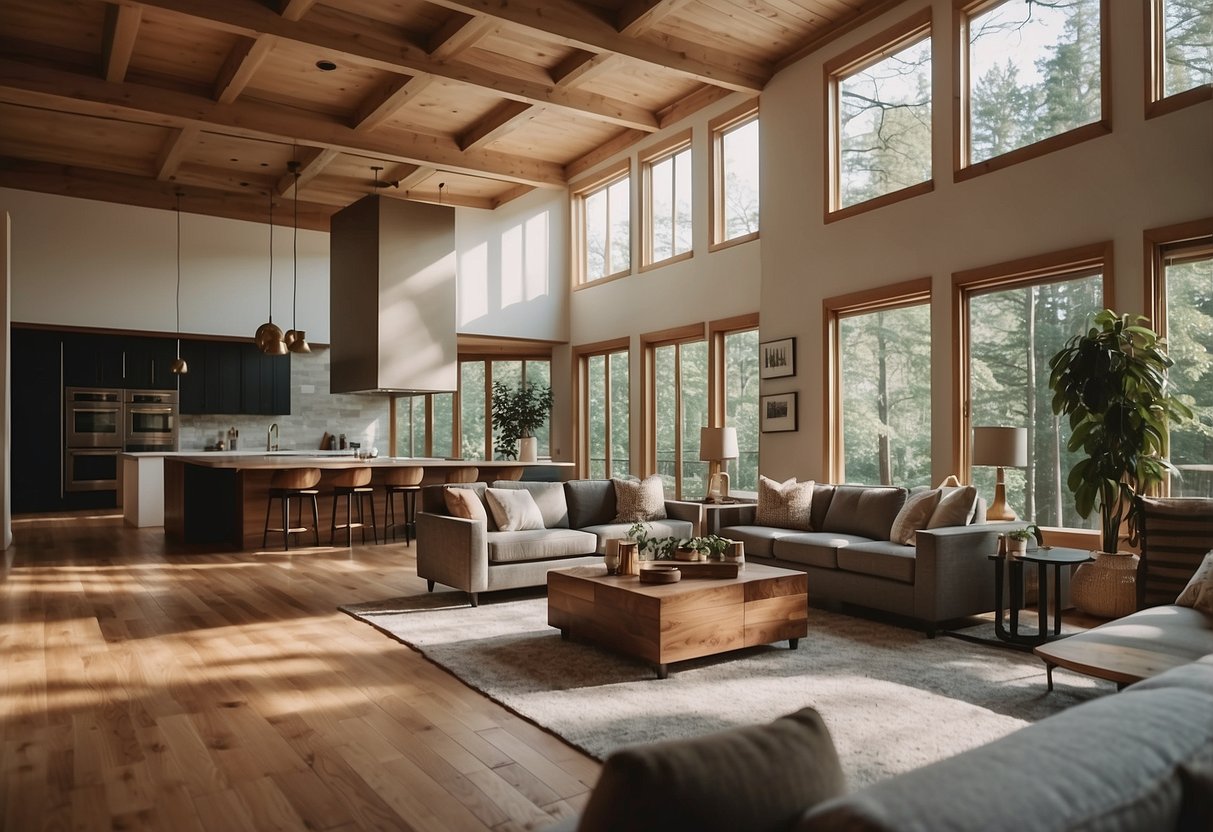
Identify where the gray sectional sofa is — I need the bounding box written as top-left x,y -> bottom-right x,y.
415,479 -> 697,606
716,483 -> 1005,634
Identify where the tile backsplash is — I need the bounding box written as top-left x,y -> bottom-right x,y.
178,346 -> 391,453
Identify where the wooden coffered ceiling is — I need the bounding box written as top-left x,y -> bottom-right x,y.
0,0 -> 890,230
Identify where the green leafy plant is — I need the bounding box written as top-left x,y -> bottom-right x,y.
685,534 -> 731,560
1048,310 -> 1192,553
1007,523 -> 1042,544
491,380 -> 553,460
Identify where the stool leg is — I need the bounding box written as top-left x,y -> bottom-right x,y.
282,494 -> 291,551
368,492 -> 378,544
330,491 -> 339,546
310,493 -> 320,547
385,487 -> 396,542
262,495 -> 274,548
406,490 -> 416,546
346,491 -> 354,547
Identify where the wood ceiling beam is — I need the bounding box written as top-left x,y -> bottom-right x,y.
616,0 -> 695,37
394,165 -> 435,191
86,0 -> 660,132
427,15 -> 496,60
457,100 -> 536,152
351,75 -> 434,132
417,0 -> 768,92
213,35 -> 275,104
276,0 -> 317,22
491,183 -> 535,208
101,4 -> 143,83
0,59 -> 568,188
154,125 -> 198,181
550,52 -> 617,87
274,146 -> 338,196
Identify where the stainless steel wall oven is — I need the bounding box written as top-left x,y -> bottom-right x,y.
124,389 -> 178,451
64,387 -> 123,492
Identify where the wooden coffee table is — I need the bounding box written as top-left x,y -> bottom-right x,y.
547,563 -> 808,679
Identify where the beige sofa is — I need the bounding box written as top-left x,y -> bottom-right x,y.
716,483 -> 1003,635
415,479 -> 697,606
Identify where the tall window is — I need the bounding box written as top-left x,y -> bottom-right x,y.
956,245 -> 1111,528
1149,222 -> 1213,497
711,103 -> 760,248
827,11 -> 933,217
578,341 -> 630,479
575,162 -> 631,283
648,332 -> 708,500
1149,0 -> 1213,115
394,393 -> 454,457
458,357 -> 551,460
826,280 -> 932,488
960,0 -> 1107,173
642,133 -> 693,267
721,327 -> 760,492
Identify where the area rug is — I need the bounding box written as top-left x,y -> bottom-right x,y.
340,591 -> 1109,788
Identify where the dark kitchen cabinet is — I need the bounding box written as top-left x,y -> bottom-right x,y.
62,332 -> 179,390
11,327 -> 65,512
179,339 -> 290,415
122,337 -> 179,390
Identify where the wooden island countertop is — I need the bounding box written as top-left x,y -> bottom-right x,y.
163,454 -> 571,549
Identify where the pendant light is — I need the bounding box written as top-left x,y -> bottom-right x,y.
170,191 -> 188,374
283,160 -> 310,353
254,191 -> 287,355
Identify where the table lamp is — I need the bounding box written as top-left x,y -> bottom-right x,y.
971,426 -> 1028,521
699,426 -> 739,503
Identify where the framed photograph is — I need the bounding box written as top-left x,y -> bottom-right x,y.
760,337 -> 796,379
761,392 -> 798,433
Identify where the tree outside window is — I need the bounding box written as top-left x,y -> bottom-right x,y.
723,329 -> 760,492
653,340 -> 708,499
966,0 -> 1103,165
584,349 -> 630,478
1162,240 -> 1213,497
1161,0 -> 1212,99
718,117 -> 760,243
648,145 -> 692,264
460,361 -> 486,459
580,172 -> 631,282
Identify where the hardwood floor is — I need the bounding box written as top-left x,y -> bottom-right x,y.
1,512 -> 598,831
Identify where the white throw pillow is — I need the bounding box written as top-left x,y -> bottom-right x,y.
889,489 -> 941,545
612,475 -> 668,522
1176,550 -> 1213,609
485,487 -> 545,531
755,476 -> 814,531
927,485 -> 978,529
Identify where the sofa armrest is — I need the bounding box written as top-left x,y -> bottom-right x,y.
416,511 -> 490,594
664,500 -> 704,529
912,525 -> 1007,626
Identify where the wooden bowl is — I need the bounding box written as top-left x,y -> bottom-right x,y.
639,566 -> 682,584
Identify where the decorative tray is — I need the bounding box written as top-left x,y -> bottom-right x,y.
666,561 -> 741,579
638,566 -> 682,584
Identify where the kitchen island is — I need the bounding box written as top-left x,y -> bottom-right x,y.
163,453 -> 571,549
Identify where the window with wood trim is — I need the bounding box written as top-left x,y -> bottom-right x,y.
825,280 -> 932,488
958,0 -> 1108,174
647,331 -> 708,500
1147,0 -> 1213,115
574,165 -> 631,283
458,357 -> 551,460
1148,222 -> 1213,497
642,134 -> 693,267
827,10 -> 933,217
710,104 -> 760,247
577,343 -> 630,479
955,245 -> 1111,528
394,392 -> 454,458
721,327 -> 760,492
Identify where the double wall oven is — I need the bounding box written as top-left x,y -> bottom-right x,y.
64,387 -> 178,492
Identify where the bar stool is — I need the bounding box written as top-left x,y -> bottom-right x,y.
330,467 -> 378,546
382,466 -> 423,545
262,467 -> 321,550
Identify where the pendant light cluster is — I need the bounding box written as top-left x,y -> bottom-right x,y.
283,160 -> 309,354
254,192 -> 287,355
170,191 -> 188,374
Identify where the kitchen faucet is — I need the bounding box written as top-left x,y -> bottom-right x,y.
267,422 -> 279,452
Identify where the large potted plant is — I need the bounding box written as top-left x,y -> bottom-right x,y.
1048,310 -> 1191,617
491,380 -> 553,461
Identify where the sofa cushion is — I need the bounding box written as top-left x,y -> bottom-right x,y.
565,479 -> 615,529
810,483 -> 836,532
490,480 -> 570,529
582,520 -> 694,553
774,533 -> 873,569
756,476 -> 814,531
486,529 -> 599,563
835,541 -> 916,584
444,486 -> 488,523
720,525 -> 803,558
1176,550 -> 1213,611
821,486 -> 907,540
927,485 -> 979,529
578,707 -> 844,832
486,487 -> 546,531
888,489 -> 941,545
799,657 -> 1213,832
612,475 -> 668,522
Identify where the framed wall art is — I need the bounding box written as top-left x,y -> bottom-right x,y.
760,337 -> 796,379
761,392 -> 798,433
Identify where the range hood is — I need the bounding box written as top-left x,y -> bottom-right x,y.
329,195 -> 458,394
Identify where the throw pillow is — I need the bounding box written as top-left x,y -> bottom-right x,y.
444,486 -> 487,523
1175,550 -> 1213,608
485,487 -> 545,531
577,707 -> 845,832
927,485 -> 978,529
612,475 -> 668,522
755,475 -> 814,531
889,488 -> 941,545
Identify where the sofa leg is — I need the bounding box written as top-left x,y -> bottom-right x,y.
426,580 -> 435,592
925,626 -> 937,639
1046,664 -> 1055,692
469,592 -> 479,607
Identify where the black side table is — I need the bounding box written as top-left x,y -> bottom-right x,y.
989,546 -> 1093,648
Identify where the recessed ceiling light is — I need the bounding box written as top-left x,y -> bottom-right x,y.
316,60 -> 338,71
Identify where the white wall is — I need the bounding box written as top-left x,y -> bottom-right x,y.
759,0 -> 1213,484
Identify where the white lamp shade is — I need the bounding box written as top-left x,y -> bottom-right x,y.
971,426 -> 1028,468
699,426 -> 739,462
